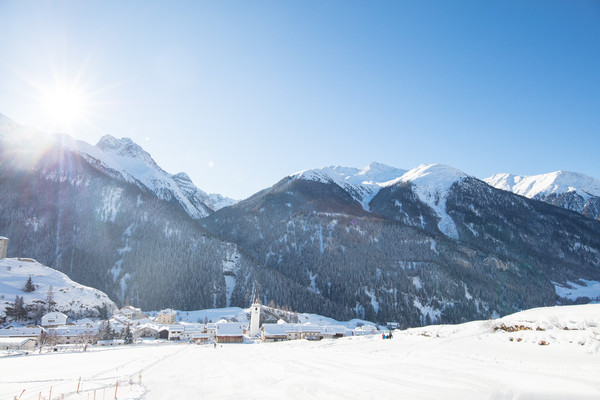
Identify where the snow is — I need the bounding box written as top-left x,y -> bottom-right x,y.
1,304 -> 598,399
385,164 -> 466,239
0,258 -> 117,317
554,280 -> 600,302
291,162 -> 407,210
485,170 -> 600,200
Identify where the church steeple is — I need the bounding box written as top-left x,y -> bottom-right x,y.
249,284 -> 261,337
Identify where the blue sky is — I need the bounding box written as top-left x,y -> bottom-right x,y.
1,1 -> 599,199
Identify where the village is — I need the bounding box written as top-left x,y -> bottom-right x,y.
0,301 -> 383,354
0,236 -> 386,355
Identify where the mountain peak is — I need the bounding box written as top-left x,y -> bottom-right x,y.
485,170 -> 600,199
96,135 -> 159,170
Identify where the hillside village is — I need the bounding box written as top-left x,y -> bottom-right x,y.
1,301 -> 381,353
0,237 -> 381,353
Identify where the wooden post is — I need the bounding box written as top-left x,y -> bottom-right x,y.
77,377 -> 81,393
114,380 -> 118,399
49,386 -> 52,400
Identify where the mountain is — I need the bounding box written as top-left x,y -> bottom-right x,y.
0,257 -> 117,320
485,171 -> 600,220
0,114 -> 265,311
203,162 -> 600,325
1,112 -> 599,327
291,162 -> 407,210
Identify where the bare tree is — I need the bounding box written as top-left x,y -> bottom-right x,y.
38,331 -> 59,354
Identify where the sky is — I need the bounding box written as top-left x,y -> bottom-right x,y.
0,1 -> 599,199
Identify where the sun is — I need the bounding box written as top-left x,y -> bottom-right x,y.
41,84 -> 89,128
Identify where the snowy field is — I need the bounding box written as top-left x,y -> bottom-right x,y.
2,304 -> 599,400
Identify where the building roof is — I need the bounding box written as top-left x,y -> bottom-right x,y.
43,311 -> 68,319
261,324 -> 292,336
48,326 -> 98,336
216,323 -> 243,337
0,327 -> 44,337
159,309 -> 177,315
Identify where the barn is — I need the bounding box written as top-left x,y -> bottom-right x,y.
215,323 -> 243,343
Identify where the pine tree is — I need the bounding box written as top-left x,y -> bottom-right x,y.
23,276 -> 35,293
45,285 -> 56,312
5,295 -> 28,320
122,325 -> 133,344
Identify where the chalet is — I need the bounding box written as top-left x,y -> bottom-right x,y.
119,305 -> 146,320
0,337 -> 37,351
48,326 -> 98,345
41,312 -> 68,327
320,325 -> 349,339
300,324 -> 323,341
167,325 -> 184,341
156,309 -> 177,324
215,323 -> 243,343
135,324 -> 159,339
261,324 -> 288,342
180,324 -> 205,341
353,324 -> 379,336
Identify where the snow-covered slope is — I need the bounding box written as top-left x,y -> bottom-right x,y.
291,162 -> 408,210
485,171 -> 600,220
383,164 -> 467,239
485,171 -> 600,199
0,258 -> 117,318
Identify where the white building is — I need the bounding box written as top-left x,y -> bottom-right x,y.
156,309 -> 177,325
0,337 -> 37,351
119,305 -> 146,320
41,312 -> 68,327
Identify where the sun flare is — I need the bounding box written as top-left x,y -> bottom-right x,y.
41,85 -> 88,126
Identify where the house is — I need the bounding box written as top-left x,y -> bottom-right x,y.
206,323 -> 217,337
0,337 -> 37,351
353,324 -> 379,336
48,326 -> 99,345
188,333 -> 212,344
156,309 -> 177,324
261,324 -> 291,342
215,323 -> 243,343
167,325 -> 184,341
135,324 -> 159,339
300,324 -> 323,341
320,325 -> 349,339
180,324 -> 205,341
119,305 -> 146,320
386,322 -> 399,330
41,312 -> 68,327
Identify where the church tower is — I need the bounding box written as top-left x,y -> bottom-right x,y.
249,287 -> 261,337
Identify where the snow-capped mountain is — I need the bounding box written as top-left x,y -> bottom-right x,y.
485,171 -> 600,220
0,113 -> 236,219
291,162 -> 407,210
0,257 -> 117,319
